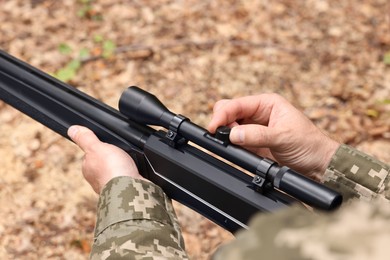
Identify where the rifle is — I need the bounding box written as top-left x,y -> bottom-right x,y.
0,50 -> 342,233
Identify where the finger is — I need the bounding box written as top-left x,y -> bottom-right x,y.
251,147 -> 275,160
213,99 -> 231,113
208,94 -> 280,133
208,98 -> 248,133
208,99 -> 231,133
230,124 -> 277,148
68,125 -> 101,153
227,121 -> 239,128
224,94 -> 281,125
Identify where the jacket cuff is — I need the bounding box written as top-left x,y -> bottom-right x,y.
322,144 -> 390,201
94,176 -> 173,237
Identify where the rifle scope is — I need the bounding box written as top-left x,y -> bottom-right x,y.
119,86 -> 342,211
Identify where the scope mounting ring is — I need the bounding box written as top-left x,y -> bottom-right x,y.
165,114 -> 189,148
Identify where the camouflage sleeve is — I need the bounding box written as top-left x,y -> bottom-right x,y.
212,198 -> 390,260
212,145 -> 390,259
90,176 -> 188,260
322,144 -> 390,202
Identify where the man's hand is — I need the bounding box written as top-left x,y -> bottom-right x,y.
208,94 -> 340,179
68,125 -> 143,194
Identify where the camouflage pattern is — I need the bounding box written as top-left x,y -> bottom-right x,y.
91,144 -> 390,259
213,199 -> 390,260
90,177 -> 188,259
323,144 -> 390,202
213,144 -> 390,259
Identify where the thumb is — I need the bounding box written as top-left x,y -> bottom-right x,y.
230,125 -> 275,148
68,125 -> 100,152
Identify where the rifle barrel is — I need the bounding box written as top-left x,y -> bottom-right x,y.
0,50 -> 153,153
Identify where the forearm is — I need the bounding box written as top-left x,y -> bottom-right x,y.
322,144 -> 390,202
213,146 -> 390,260
90,176 -> 188,259
212,197 -> 390,260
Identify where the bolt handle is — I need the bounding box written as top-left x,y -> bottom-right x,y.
215,126 -> 231,144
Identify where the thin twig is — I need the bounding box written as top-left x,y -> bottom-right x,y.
80,39 -> 304,63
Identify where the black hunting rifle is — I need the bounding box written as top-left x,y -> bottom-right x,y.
0,50 -> 342,233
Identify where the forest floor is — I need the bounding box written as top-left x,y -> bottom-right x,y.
0,0 -> 389,259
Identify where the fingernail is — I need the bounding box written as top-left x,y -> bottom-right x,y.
231,127 -> 244,144
68,125 -> 79,139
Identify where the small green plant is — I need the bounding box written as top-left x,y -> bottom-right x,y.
102,40 -> 116,58
53,37 -> 116,82
54,44 -> 89,82
366,99 -> 390,118
93,34 -> 104,43
93,34 -> 116,58
77,0 -> 102,20
366,108 -> 379,118
58,43 -> 72,55
384,51 -> 390,65
55,59 -> 81,83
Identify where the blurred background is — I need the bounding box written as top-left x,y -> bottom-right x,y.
0,0 -> 389,259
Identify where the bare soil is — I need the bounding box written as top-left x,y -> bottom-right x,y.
0,0 -> 389,259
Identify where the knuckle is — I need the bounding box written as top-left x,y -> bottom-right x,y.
214,99 -> 230,111
264,93 -> 285,102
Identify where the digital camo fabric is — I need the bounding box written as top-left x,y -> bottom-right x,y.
213,144 -> 390,260
323,144 -> 390,202
212,199 -> 390,260
91,144 -> 390,259
90,177 -> 188,259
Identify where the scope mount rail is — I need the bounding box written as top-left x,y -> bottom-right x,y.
119,86 -> 342,211
0,50 -> 342,233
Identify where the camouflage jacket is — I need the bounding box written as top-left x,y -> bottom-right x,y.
90,144 -> 390,259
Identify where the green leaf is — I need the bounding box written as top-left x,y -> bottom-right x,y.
77,6 -> 91,18
79,48 -> 90,59
384,52 -> 390,65
93,34 -> 104,43
91,14 -> 103,21
375,99 -> 390,105
102,40 -> 116,58
366,109 -> 379,118
103,40 -> 116,52
58,43 -> 72,55
55,67 -> 76,82
67,59 -> 81,70
54,59 -> 81,82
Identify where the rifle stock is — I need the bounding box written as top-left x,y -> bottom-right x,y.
0,50 -> 342,233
